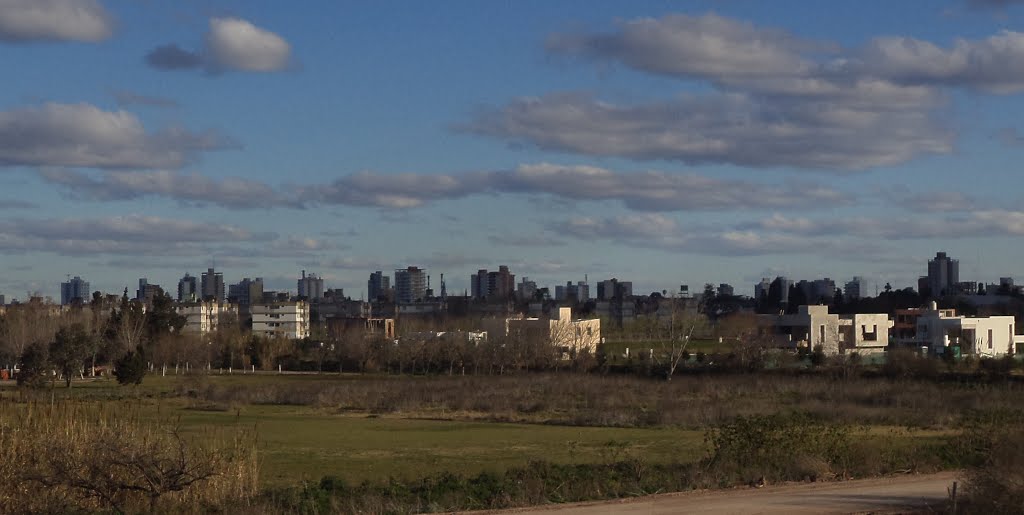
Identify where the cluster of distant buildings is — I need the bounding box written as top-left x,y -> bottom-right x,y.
0,251 -> 1014,360
762,303 -> 1023,358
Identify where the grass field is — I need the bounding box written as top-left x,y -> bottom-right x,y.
0,371 -> 975,490
174,405 -> 705,486
2,375 -> 707,486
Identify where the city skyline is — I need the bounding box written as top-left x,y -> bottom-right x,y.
5,1 -> 1024,299
33,249 -> 1017,306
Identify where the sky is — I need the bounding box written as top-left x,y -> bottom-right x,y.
3,0 -> 1024,301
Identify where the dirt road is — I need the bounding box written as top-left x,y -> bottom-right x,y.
491,472 -> 958,514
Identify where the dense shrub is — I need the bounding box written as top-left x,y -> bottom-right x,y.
114,345 -> 147,385
954,410 -> 1024,513
0,400 -> 258,513
16,342 -> 49,388
704,412 -> 850,484
260,459 -> 700,513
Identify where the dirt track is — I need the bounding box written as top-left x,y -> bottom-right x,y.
485,471 -> 958,514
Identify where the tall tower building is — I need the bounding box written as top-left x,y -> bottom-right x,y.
368,271 -> 390,301
394,266 -> 427,304
178,273 -> 198,302
844,277 -> 866,301
471,266 -> 515,301
297,270 -> 324,301
228,277 -> 263,305
60,276 -> 90,305
201,267 -> 225,303
927,252 -> 960,297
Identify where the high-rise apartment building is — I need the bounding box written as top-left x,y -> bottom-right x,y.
136,278 -> 163,306
754,278 -> 772,300
60,276 -> 90,305
471,266 -> 515,301
517,277 -> 537,301
297,270 -> 324,301
597,278 -> 632,300
927,252 -> 959,297
228,277 -> 264,306
845,277 -> 866,301
201,268 -> 225,303
368,271 -> 390,301
394,266 -> 427,304
178,273 -> 198,302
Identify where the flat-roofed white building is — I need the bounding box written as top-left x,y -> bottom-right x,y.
483,307 -> 601,358
765,305 -> 893,355
916,302 -> 1024,357
176,301 -> 237,334
250,301 -> 310,340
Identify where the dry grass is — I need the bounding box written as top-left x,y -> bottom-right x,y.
0,397 -> 258,513
175,372 -> 1024,430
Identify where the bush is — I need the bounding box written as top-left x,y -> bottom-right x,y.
704,412 -> 850,484
883,348 -> 938,380
809,345 -> 826,367
957,411 -> 1024,513
114,345 -> 147,385
0,400 -> 258,513
17,342 -> 49,388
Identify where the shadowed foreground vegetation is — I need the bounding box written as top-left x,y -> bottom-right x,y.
175,370 -> 1024,430
1,371 -> 1021,513
0,399 -> 258,513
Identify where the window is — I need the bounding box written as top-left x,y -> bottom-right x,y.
819,325 -> 825,342
988,329 -> 993,349
862,324 -> 878,341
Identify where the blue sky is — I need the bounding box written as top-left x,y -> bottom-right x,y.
3,0 -> 1024,301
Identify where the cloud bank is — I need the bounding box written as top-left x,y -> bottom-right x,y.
466,13 -> 1024,170
0,0 -> 113,43
0,102 -> 233,170
40,164 -> 848,212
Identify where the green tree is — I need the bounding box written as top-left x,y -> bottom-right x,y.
114,345 -> 147,385
17,342 -> 49,388
49,324 -> 93,388
145,293 -> 185,343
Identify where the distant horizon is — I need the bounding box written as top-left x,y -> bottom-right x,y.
11,249 -> 1003,304
3,1 -> 1024,303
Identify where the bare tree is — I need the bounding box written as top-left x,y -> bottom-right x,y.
656,295 -> 707,380
109,295 -> 146,357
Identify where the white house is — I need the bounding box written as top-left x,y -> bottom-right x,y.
766,305 -> 893,355
483,307 -> 602,358
915,302 -> 1024,357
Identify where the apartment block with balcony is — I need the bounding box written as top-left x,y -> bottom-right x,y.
250,301 -> 310,340
176,301 -> 238,334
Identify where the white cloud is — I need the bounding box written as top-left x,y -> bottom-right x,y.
547,13 -> 825,81
746,211 -> 1024,239
39,169 -> 297,209
0,102 -> 233,170
43,163 -> 850,212
206,17 -> 291,72
146,17 -> 292,74
0,0 -> 113,43
0,215 -> 275,256
463,92 -> 950,169
310,170 -> 486,209
467,13 -> 1024,169
308,164 -> 850,209
857,31 -> 1024,93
